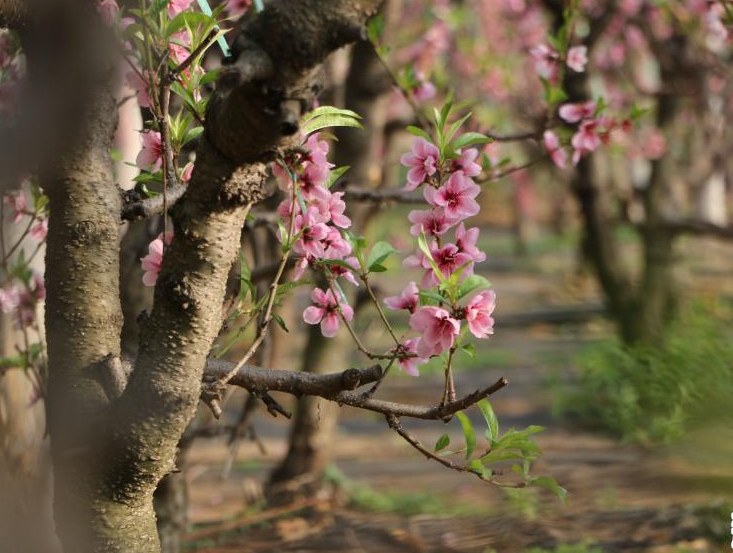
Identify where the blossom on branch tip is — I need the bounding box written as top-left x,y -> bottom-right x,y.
423,170 -> 480,221
464,290 -> 496,339
30,219 -> 48,241
397,337 -> 425,377
409,306 -> 460,358
400,137 -> 440,190
559,101 -> 596,123
125,71 -> 152,109
303,288 -> 353,338
98,0 -> 119,26
453,148 -> 482,177
566,46 -> 588,72
136,131 -> 163,171
408,208 -> 454,237
292,207 -> 329,258
543,130 -> 568,169
167,0 -> 194,18
384,281 -> 419,313
141,231 -> 173,287
3,191 -> 27,223
455,223 -> 486,264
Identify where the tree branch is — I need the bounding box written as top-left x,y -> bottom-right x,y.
121,184 -> 188,221
205,359 -> 383,397
664,218 -> 733,239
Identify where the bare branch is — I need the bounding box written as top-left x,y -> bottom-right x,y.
328,377 -> 509,420
664,218 -> 733,240
204,359 -> 383,397
121,184 -> 188,221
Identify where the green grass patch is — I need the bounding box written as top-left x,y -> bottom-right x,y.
554,299 -> 733,444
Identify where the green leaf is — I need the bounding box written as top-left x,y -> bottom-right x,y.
453,132 -> 492,150
183,126 -> 204,146
455,411 -> 476,460
530,476 -> 568,503
477,399 -> 499,442
366,13 -> 385,44
418,289 -> 446,305
479,449 -> 525,465
434,434 -> 450,452
369,263 -> 387,272
272,313 -> 289,333
446,112 -> 472,145
323,166 -> 349,189
302,114 -> 363,134
406,125 -> 432,141
366,241 -> 397,271
468,459 -> 490,478
417,229 -> 445,284
321,258 -> 356,270
457,274 -> 491,300
460,343 -> 476,358
302,105 -> 362,123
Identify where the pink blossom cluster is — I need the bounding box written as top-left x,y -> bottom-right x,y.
0,272 -> 45,329
381,135 -> 496,376
544,101 -> 630,167
270,134 -> 356,336
3,191 -> 48,241
530,44 -> 587,82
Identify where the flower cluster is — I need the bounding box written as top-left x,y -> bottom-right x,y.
530,43 -> 587,81
0,272 -> 45,329
544,100 -> 631,168
270,132 -> 357,336
382,127 -> 495,377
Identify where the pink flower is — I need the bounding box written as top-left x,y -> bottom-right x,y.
423,171 -> 480,221
136,131 -> 163,171
181,162 -> 194,182
292,207 -> 329,258
430,242 -> 474,284
0,284 -> 20,314
400,137 -> 440,190
98,0 -> 119,26
316,191 -> 351,228
566,45 -> 588,72
305,133 -> 334,171
409,306 -> 460,358
322,228 -> 352,259
464,290 -> 496,338
384,281 -> 419,313
30,219 -> 48,241
408,208 -> 454,237
455,223 -> 486,264
126,71 -> 152,109
328,256 -> 360,286
4,191 -> 27,223
396,337 -> 425,377
559,101 -> 596,123
168,0 -> 194,17
303,287 -> 353,338
571,119 -> 602,163
453,148 -> 482,177
543,130 -> 568,169
225,0 -> 252,17
530,44 -> 559,81
413,80 -> 437,102
141,231 -> 173,287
